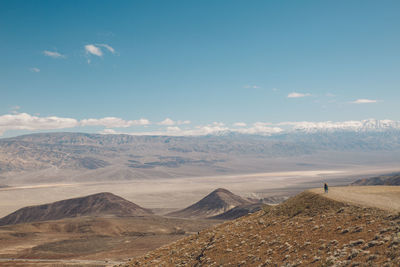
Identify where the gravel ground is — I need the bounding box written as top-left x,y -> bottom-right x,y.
310,186 -> 400,212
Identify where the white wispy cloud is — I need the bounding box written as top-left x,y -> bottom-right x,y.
287,92 -> 311,98
97,44 -> 115,54
233,122 -> 247,127
279,119 -> 400,131
2,113 -> 399,137
350,99 -> 378,104
244,85 -> 261,89
85,44 -> 116,57
159,118 -> 175,126
0,113 -> 78,135
85,44 -> 103,56
235,122 -> 283,135
159,118 -> 191,126
0,113 -> 152,136
80,117 -> 150,128
43,50 -> 65,58
30,67 -> 40,73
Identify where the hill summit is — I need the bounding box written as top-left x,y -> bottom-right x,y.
0,192 -> 152,226
167,188 -> 251,218
123,189 -> 400,266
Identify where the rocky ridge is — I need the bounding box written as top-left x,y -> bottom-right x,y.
121,191 -> 400,266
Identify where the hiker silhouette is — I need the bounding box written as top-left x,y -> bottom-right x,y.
324,183 -> 328,193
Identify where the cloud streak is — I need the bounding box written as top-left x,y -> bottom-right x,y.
158,118 -> 191,126
85,44 -> 116,57
1,113 -> 399,137
85,44 -> 103,56
0,113 -> 78,135
233,122 -> 247,127
0,113 -> 150,136
80,117 -> 149,128
30,67 -> 40,73
287,92 -> 311,98
350,99 -> 378,104
97,44 -> 115,54
243,85 -> 260,89
43,50 -> 65,58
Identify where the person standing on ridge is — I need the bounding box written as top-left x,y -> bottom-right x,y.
324,183 -> 328,193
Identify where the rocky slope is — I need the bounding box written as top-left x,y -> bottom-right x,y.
121,191 -> 400,266
166,188 -> 251,219
0,192 -> 152,226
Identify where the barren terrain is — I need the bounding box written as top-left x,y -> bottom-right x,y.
122,187 -> 400,266
310,186 -> 400,213
0,216 -> 218,266
1,167 -> 398,218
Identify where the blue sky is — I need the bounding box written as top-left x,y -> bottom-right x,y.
1,0 -> 400,137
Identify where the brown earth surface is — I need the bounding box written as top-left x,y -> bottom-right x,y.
310,186 -> 400,213
121,187 -> 400,266
0,215 -> 218,266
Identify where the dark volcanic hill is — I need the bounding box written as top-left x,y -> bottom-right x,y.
210,203 -> 265,220
0,192 -> 152,226
166,188 -> 251,219
352,173 -> 400,186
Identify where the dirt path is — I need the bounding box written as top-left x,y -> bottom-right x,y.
310,186 -> 400,212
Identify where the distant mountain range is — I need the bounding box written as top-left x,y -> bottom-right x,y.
275,119 -> 400,134
211,119 -> 400,135
1,130 -> 400,182
351,173 -> 400,186
166,188 -> 252,218
0,192 -> 152,226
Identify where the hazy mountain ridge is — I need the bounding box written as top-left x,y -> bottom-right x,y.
352,173 -> 400,186
280,119 -> 400,133
1,131 -> 400,177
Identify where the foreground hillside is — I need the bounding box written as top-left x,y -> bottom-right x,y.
121,188 -> 400,266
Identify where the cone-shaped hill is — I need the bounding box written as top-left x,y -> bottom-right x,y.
0,192 -> 152,226
166,188 -> 251,219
